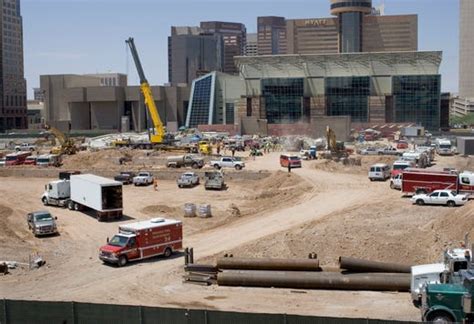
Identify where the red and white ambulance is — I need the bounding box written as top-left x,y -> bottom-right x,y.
99,218 -> 183,266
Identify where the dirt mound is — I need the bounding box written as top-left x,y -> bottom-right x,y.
0,205 -> 25,243
141,205 -> 181,217
62,149 -> 136,169
313,156 -> 398,175
430,203 -> 474,246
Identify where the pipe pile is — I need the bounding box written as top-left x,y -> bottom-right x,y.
339,256 -> 411,273
216,257 -> 320,272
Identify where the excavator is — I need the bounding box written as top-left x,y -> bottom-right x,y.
43,124 -> 77,155
326,126 -> 348,159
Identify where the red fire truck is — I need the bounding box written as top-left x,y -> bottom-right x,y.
99,218 -> 183,267
5,151 -> 31,166
401,168 -> 474,195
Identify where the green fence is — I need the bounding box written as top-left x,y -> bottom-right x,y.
0,299 -> 418,324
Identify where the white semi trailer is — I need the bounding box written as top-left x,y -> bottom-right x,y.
41,174 -> 123,221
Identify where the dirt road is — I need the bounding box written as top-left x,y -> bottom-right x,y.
0,152 -> 438,320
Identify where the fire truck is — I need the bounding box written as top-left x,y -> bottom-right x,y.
401,168 -> 474,195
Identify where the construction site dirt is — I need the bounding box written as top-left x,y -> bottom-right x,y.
1,151 -> 474,321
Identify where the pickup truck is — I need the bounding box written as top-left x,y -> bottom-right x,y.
133,172 -> 154,186
166,154 -> 204,169
377,147 -> 402,156
177,172 -> 200,188
205,171 -> 225,190
114,171 -> 136,185
210,157 -> 245,170
15,143 -> 36,152
27,211 -> 58,237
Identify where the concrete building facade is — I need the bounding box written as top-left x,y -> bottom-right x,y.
168,26 -> 224,84
459,0 -> 474,100
186,52 -> 443,136
84,73 -> 127,87
200,21 -> 246,74
40,74 -> 190,133
0,0 -> 27,132
257,16 -> 287,55
244,33 -> 258,56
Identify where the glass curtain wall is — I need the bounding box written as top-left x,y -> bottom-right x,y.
325,76 -> 370,122
261,78 -> 304,124
339,12 -> 362,53
186,74 -> 213,128
392,75 -> 441,130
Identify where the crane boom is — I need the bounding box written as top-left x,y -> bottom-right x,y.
126,37 -> 164,143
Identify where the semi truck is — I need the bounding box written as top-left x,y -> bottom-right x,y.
41,174 -> 123,221
99,218 -> 183,266
401,168 -> 474,195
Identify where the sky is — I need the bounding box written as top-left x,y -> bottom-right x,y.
22,0 -> 459,98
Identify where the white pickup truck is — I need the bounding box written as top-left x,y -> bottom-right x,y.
133,172 -> 154,186
210,157 -> 245,170
15,143 -> 36,152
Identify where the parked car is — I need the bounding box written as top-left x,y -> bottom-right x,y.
27,211 -> 58,237
280,154 -> 302,168
133,172 -> 154,186
0,158 -> 6,167
15,143 -> 36,152
360,147 -> 378,155
210,157 -> 245,170
205,171 -> 225,190
410,190 -> 468,207
24,156 -> 38,165
390,173 -> 402,190
368,163 -> 391,181
177,172 -> 200,188
114,171 -> 136,185
377,147 -> 401,156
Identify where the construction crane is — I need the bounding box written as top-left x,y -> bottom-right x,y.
125,37 -> 165,145
44,124 -> 77,155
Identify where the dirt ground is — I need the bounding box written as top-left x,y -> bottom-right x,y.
1,151 -> 474,321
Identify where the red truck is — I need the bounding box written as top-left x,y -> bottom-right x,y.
5,151 -> 31,166
99,218 -> 183,267
401,168 -> 474,195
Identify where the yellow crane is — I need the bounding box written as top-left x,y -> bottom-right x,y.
126,37 -> 165,144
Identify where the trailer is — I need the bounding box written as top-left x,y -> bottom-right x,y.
401,168 -> 474,195
41,174 -> 123,221
99,218 -> 183,266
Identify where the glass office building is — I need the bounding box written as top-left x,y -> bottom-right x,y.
261,78 -> 304,124
326,77 -> 370,122
186,74 -> 215,128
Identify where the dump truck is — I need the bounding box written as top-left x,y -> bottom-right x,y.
99,218 -> 183,267
41,174 -> 123,221
166,154 -> 204,169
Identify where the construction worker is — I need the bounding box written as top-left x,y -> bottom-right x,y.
153,177 -> 158,191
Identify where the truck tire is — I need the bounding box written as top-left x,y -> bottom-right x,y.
164,247 -> 172,258
67,200 -> 74,210
192,163 -> 198,169
118,256 -> 127,267
74,203 -> 80,211
447,200 -> 455,207
426,311 -> 454,323
178,184 -> 183,188
235,165 -> 242,171
42,197 -> 48,206
416,199 -> 425,206
214,164 -> 220,170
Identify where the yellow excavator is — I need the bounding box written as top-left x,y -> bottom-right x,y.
44,124 -> 77,155
326,126 -> 348,158
124,37 -> 166,147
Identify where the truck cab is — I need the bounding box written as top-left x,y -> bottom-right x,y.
422,270 -> 474,323
436,139 -> 454,156
41,180 -> 71,207
99,233 -> 139,267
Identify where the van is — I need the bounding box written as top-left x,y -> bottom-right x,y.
280,154 -> 302,168
369,163 -> 391,181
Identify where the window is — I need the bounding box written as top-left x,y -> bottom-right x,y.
262,78 -> 304,124
430,192 -> 439,198
187,74 -> 214,128
461,177 -> 470,185
440,192 -> 449,198
246,98 -> 252,117
325,76 -> 370,122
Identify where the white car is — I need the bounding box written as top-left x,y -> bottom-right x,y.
411,190 -> 468,207
360,147 -> 378,155
0,158 -> 5,167
133,172 -> 154,186
390,174 -> 402,190
177,172 -> 200,188
15,143 -> 36,152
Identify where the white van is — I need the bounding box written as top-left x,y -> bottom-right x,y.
369,163 -> 391,181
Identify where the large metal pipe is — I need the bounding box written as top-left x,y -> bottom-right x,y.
339,257 -> 411,273
216,257 -> 320,271
217,270 -> 410,292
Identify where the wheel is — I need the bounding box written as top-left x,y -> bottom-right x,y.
164,247 -> 172,258
192,163 -> 198,169
178,184 -> 183,188
416,199 -> 425,206
42,197 -> 48,206
369,178 -> 374,182
447,200 -> 456,207
74,203 -> 80,211
427,311 -> 454,323
214,164 -> 220,170
390,182 -> 395,189
117,256 -> 127,267
235,165 -> 242,171
67,200 -> 74,210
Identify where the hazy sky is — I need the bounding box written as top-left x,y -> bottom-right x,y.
23,0 -> 459,98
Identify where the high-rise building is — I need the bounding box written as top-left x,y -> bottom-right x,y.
168,26 -> 224,84
257,16 -> 287,55
200,21 -> 246,74
245,33 -> 258,56
0,0 -> 27,132
33,88 -> 45,102
459,0 -> 474,100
